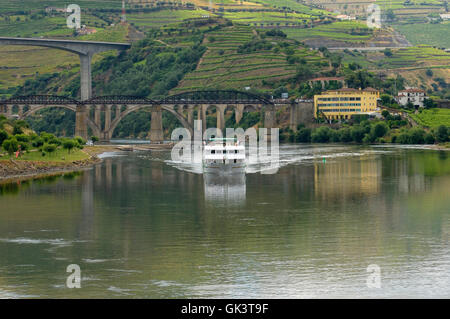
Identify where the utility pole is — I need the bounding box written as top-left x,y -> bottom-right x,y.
121,0 -> 126,24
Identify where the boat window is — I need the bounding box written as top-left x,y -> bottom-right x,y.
211,150 -> 215,154
235,150 -> 238,154
234,159 -> 237,163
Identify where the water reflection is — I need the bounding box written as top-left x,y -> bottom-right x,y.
0,146 -> 449,298
203,174 -> 246,207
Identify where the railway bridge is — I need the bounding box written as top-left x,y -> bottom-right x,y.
0,91 -> 313,142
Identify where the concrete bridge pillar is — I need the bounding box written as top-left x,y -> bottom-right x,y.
79,53 -> 93,101
235,104 -> 244,124
264,106 -> 276,141
264,106 -> 276,129
75,105 -> 88,140
105,105 -> 112,132
94,104 -> 101,129
216,104 -> 226,132
187,105 -> 195,128
150,105 -> 164,144
5,105 -> 12,117
115,105 -> 121,119
290,103 -> 299,131
18,105 -> 24,118
201,104 -> 208,133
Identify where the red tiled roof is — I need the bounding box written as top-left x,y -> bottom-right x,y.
399,88 -> 425,93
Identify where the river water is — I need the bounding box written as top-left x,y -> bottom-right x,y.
0,144 -> 449,298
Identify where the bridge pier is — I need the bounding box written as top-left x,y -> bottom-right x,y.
150,105 -> 164,143
18,105 -> 24,117
105,105 -> 112,132
187,105 -> 195,129
235,104 -> 244,124
216,105 -> 226,132
3,105 -> 12,117
263,106 -> 277,141
201,104 -> 208,133
94,105 -> 101,129
79,54 -> 93,101
290,102 -> 299,132
75,105 -> 88,140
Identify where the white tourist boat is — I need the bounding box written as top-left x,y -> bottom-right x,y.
203,138 -> 246,174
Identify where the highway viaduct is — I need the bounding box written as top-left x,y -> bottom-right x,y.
0,37 -> 130,101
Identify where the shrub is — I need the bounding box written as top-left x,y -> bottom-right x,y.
396,132 -> 410,144
12,125 -> 23,135
15,134 -> 30,143
435,125 -> 448,142
372,123 -> 388,138
311,126 -> 332,143
351,126 -> 365,143
74,136 -> 86,146
63,139 -> 77,154
339,128 -> 352,143
295,128 -> 311,143
0,130 -> 9,146
408,128 -> 425,144
424,133 -> 435,144
2,138 -> 19,155
43,143 -> 56,156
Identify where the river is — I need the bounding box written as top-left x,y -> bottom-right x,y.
0,144 -> 449,298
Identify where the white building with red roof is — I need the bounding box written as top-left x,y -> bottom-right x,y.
396,88 -> 427,108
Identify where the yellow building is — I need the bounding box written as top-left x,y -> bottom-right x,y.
314,88 -> 380,120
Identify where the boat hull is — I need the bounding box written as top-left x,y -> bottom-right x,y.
203,162 -> 245,175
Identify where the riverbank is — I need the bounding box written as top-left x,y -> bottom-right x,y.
0,145 -> 119,183
0,143 -> 175,183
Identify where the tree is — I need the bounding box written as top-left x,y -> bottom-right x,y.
2,138 -> 19,155
63,139 -> 77,154
74,136 -> 86,146
351,126 -> 365,143
408,128 -> 425,144
386,9 -> 396,22
381,110 -> 390,118
372,123 -> 388,138
424,133 -> 435,144
380,95 -> 392,106
43,143 -> 56,156
423,98 -> 435,109
435,125 -> 448,143
12,125 -> 23,135
339,128 -> 352,142
91,136 -> 99,145
295,128 -> 311,143
0,130 -> 9,146
311,126 -> 332,143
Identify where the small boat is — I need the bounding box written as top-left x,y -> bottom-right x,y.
203,138 -> 246,175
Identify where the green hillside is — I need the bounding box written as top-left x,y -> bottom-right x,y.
0,0 -> 121,12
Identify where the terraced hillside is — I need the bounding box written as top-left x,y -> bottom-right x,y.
222,10 -> 324,27
393,22 -> 450,48
340,45 -> 450,93
174,24 -> 328,92
282,21 -> 374,46
127,8 -> 213,31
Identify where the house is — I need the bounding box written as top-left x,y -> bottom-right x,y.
45,7 -> 67,13
396,88 -> 427,108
